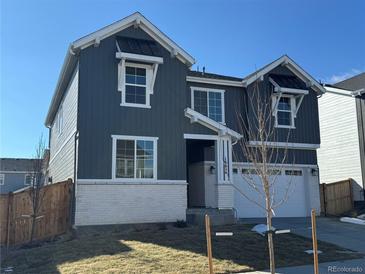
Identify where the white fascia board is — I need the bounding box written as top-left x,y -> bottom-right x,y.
116,52 -> 163,64
111,135 -> 159,141
184,108 -> 242,140
248,141 -> 320,150
242,55 -> 325,94
183,134 -> 219,140
72,12 -> 195,66
243,57 -> 286,87
323,86 -> 354,97
186,76 -> 243,87
275,87 -> 309,95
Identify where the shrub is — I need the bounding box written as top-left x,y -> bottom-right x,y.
174,219 -> 187,228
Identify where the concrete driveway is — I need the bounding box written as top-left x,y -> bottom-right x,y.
242,217 -> 365,253
242,217 -> 365,273
272,217 -> 365,253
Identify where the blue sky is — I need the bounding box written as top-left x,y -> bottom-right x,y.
1,0 -> 364,158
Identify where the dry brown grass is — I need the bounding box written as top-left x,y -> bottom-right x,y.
1,224 -> 363,273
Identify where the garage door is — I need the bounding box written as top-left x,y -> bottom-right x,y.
233,167 -> 308,218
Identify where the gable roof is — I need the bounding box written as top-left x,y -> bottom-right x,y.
242,55 -> 326,94
323,73 -> 365,97
45,12 -> 195,127
72,12 -> 195,65
334,72 -> 365,92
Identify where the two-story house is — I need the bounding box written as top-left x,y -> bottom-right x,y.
45,12 -> 324,226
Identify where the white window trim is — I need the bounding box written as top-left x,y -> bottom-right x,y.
272,94 -> 296,129
190,86 -> 225,124
24,174 -> 33,186
111,135 -> 158,181
0,174 -> 4,185
118,62 -> 153,108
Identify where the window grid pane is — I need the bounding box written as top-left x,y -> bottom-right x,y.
136,140 -> 154,179
194,90 -> 208,116
125,66 -> 147,104
277,111 -> 291,126
208,92 -> 222,122
193,90 -> 223,122
116,140 -> 135,178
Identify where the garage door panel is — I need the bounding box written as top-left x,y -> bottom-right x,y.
233,169 -> 307,218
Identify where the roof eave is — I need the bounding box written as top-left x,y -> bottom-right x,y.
44,46 -> 77,127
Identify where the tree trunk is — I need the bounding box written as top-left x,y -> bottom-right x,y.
267,213 -> 275,274
265,180 -> 275,274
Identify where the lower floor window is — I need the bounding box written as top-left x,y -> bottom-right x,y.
285,170 -> 302,176
24,174 -> 34,185
113,136 -> 157,180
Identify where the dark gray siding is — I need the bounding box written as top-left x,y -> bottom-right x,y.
246,66 -> 321,145
187,69 -> 319,165
77,27 -> 215,180
186,82 -> 246,133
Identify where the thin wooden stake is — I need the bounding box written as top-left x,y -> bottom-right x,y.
311,209 -> 319,274
205,214 -> 213,274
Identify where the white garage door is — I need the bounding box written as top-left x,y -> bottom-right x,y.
233,167 -> 308,218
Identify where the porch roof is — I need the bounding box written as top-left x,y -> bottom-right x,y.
184,108 -> 242,140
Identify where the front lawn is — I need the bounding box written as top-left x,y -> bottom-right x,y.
1,223 -> 363,273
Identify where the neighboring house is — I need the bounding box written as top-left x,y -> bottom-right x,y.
45,12 -> 324,226
318,73 -> 365,203
0,158 -> 37,194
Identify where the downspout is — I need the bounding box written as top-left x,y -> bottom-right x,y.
71,131 -> 79,227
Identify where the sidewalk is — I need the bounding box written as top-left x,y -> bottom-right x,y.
246,258 -> 365,274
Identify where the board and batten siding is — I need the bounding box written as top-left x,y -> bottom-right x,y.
75,182 -> 187,225
77,26 -> 214,181
317,92 -> 364,201
48,68 -> 78,184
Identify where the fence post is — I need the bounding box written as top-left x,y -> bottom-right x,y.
6,193 -> 13,250
322,184 -> 327,216
205,214 -> 213,274
348,178 -> 353,206
311,209 -> 319,274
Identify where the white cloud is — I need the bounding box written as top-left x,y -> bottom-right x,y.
325,68 -> 362,84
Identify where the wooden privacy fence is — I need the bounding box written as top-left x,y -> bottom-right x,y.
0,179 -> 73,246
320,178 -> 353,216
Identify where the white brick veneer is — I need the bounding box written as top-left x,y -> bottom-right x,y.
75,182 -> 187,226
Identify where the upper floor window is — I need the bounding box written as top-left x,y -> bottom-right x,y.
118,60 -> 161,109
273,95 -> 295,128
0,174 -> 4,185
124,64 -> 151,107
191,87 -> 225,123
112,135 -> 158,180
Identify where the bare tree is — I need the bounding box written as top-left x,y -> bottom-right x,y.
27,135 -> 47,243
234,78 -> 296,274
